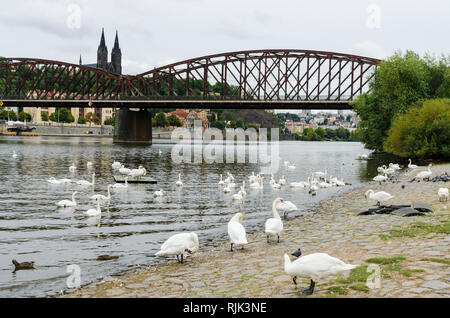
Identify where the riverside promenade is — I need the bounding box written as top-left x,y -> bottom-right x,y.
63,164 -> 449,298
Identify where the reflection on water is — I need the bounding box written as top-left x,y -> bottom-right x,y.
0,136 -> 385,297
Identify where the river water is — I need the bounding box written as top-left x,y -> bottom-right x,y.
0,136 -> 384,297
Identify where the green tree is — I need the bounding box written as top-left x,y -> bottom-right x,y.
41,112 -> 49,122
49,108 -> 74,123
78,116 -> 86,124
315,127 -> 325,139
0,109 -> 17,121
19,111 -> 32,122
384,99 -> 450,159
353,51 -> 449,151
167,114 -> 183,127
155,112 -> 169,127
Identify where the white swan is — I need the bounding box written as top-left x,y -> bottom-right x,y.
76,173 -> 95,186
373,174 -> 388,184
176,174 -> 183,187
69,163 -> 77,172
155,232 -> 199,263
365,189 -> 394,206
250,177 -> 263,190
389,163 -> 401,170
287,164 -> 296,171
315,168 -> 328,179
59,178 -> 72,184
408,159 -> 418,170
119,165 -> 131,175
276,200 -> 298,219
112,177 -> 128,190
319,178 -> 332,188
84,199 -> 101,217
438,188 -> 448,202
284,253 -> 357,295
56,191 -> 78,208
129,166 -> 147,179
12,151 -> 17,159
112,161 -> 122,170
48,177 -> 63,185
90,185 -> 112,202
357,154 -> 369,160
334,178 -> 346,187
414,164 -> 432,180
279,176 -> 287,186
218,174 -> 225,186
228,213 -> 248,251
153,189 -> 166,198
87,161 -> 93,169
265,198 -> 284,243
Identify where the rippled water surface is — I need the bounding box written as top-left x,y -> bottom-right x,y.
0,136 -> 382,297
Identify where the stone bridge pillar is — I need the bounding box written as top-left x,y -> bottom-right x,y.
113,108 -> 152,144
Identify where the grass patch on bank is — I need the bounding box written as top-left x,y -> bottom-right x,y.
350,283 -> 370,293
327,286 -> 348,295
365,256 -> 406,265
379,221 -> 450,240
335,265 -> 371,284
420,258 -> 450,265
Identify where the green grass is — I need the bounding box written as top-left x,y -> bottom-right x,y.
350,283 -> 370,293
365,256 -> 406,265
327,286 -> 348,295
420,258 -> 450,265
379,221 -> 450,240
335,265 -> 371,284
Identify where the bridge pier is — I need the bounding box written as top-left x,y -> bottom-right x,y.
113,108 -> 152,144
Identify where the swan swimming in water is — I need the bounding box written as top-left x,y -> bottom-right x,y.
265,198 -> 284,243
76,173 -> 95,186
228,213 -> 248,251
112,177 -> 128,190
176,174 -> 183,187
218,174 -> 225,186
56,191 -> 78,208
155,232 -> 199,263
12,151 -> 17,159
365,189 -> 394,206
90,185 -> 112,202
84,199 -> 101,218
154,189 -> 166,198
48,177 -> 63,185
284,252 -> 358,295
69,163 -> 77,173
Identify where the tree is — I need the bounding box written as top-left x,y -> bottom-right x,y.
19,111 -> 32,122
167,114 -> 183,127
104,116 -> 115,126
85,112 -> 100,125
49,108 -> 74,123
155,112 -> 168,127
384,99 -> 450,159
0,109 -> 17,121
41,112 -> 49,122
353,51 -> 450,151
78,116 -> 86,124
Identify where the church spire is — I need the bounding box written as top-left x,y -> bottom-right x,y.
99,27 -> 106,49
79,54 -> 82,65
113,30 -> 120,50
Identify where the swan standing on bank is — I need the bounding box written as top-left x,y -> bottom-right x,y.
284,252 -> 357,295
408,159 -> 418,170
365,189 -> 394,206
228,213 -> 248,252
438,188 -> 449,202
155,232 -> 199,263
56,192 -> 78,208
265,198 -> 284,243
373,174 -> 388,184
119,165 -> 131,175
414,164 -> 432,181
276,200 -> 298,219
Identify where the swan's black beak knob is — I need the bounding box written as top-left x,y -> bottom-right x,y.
291,248 -> 302,258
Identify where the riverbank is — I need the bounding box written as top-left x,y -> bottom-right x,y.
62,164 -> 449,298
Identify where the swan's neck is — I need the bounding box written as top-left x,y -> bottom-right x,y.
72,193 -> 76,202
284,254 -> 293,272
272,201 -> 281,219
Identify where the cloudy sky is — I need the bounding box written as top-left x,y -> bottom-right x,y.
1,0 -> 449,76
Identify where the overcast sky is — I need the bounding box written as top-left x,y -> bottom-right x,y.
1,0 -> 448,76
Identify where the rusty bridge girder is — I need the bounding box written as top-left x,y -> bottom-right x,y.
0,50 -> 380,106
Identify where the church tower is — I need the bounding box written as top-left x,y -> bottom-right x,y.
111,31 -> 122,74
97,28 -> 108,70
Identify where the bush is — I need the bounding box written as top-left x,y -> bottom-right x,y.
0,109 -> 17,121
49,108 -> 74,123
78,116 -> 86,124
104,116 -> 115,126
167,114 -> 182,127
155,112 -> 168,127
41,112 -> 49,122
384,99 -> 450,159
